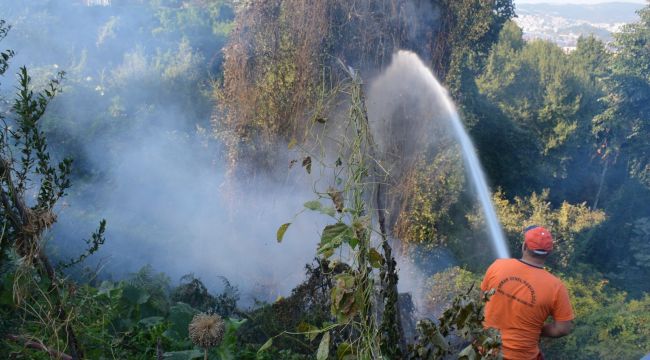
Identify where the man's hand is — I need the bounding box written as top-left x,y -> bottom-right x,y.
541,320 -> 573,338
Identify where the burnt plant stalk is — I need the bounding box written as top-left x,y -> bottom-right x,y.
351,74 -> 406,357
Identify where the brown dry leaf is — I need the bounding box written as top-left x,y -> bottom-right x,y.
328,187 -> 344,212
302,156 -> 312,174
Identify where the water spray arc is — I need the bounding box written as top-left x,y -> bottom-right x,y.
444,101 -> 510,259
392,51 -> 510,259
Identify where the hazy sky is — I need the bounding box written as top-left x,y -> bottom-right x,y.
517,0 -> 646,3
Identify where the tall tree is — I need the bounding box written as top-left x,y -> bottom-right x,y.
594,5 -> 650,190
476,21 -> 606,201
586,5 -> 650,293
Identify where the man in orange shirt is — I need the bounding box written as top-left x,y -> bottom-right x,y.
481,226 -> 574,360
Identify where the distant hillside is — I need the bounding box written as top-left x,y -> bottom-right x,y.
517,2 -> 642,23
514,2 -> 644,49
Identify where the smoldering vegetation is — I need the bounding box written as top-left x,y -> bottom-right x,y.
1,0 -> 650,358
0,0 -> 478,305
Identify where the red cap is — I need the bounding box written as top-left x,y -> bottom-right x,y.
524,226 -> 553,254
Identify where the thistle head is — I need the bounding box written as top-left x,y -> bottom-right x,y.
188,313 -> 225,350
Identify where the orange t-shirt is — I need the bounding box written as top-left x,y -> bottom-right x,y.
480,259 -> 574,360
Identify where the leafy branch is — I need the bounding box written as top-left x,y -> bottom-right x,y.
0,22 -> 107,359
408,288 -> 502,360
59,219 -> 107,269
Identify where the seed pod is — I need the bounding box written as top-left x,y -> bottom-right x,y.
188,313 -> 225,350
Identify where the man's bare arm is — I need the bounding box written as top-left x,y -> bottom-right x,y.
541,320 -> 573,338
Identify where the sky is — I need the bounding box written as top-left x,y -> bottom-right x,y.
517,0 -> 646,3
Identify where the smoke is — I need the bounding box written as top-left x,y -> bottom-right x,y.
2,1 -> 492,312
2,1 -> 325,303
52,119 -> 326,303
392,246 -> 456,316
57,110 -> 327,303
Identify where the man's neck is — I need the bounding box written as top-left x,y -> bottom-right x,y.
520,254 -> 545,268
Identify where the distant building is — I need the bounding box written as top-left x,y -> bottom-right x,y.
514,3 -> 641,48
83,0 -> 111,6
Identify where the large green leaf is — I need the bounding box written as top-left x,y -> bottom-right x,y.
304,200 -> 322,211
226,318 -> 247,331
305,200 -> 336,216
277,223 -> 291,243
368,248 -> 383,268
168,302 -> 198,339
317,332 -> 330,360
216,318 -> 248,359
319,223 -> 353,256
122,284 -> 150,305
322,223 -> 350,242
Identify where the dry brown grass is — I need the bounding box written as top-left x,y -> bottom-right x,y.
214,0 -> 452,181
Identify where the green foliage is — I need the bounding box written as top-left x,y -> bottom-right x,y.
484,189 -> 605,269
2,241 -> 247,358
3,0 -> 650,358
280,71 -> 386,357
424,267 -> 481,317
239,261 -> 340,356
0,23 -> 110,358
60,219 -> 107,269
0,20 -> 14,76
394,150 -> 465,246
408,288 -> 501,359
437,0 -> 515,96
594,6 -> 650,188
470,7 -> 650,295
476,21 -> 605,186
541,273 -> 650,359
11,66 -> 70,207
171,274 -> 239,318
266,67 -> 409,358
151,0 -> 235,40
